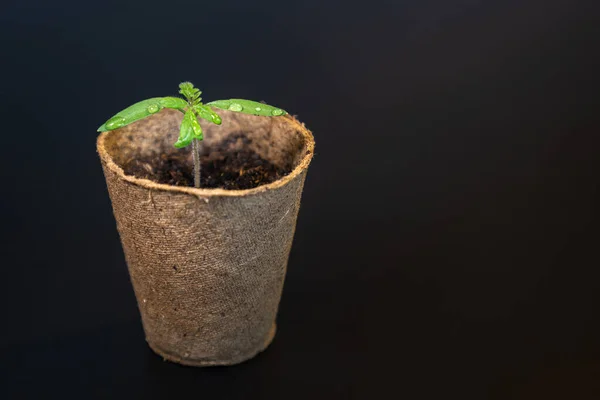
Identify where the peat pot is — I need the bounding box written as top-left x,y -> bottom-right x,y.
97,109 -> 314,366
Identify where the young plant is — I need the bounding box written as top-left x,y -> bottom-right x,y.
98,82 -> 287,188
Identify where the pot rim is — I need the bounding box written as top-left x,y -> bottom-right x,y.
97,114 -> 315,198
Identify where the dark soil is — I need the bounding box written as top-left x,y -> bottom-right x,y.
122,149 -> 290,190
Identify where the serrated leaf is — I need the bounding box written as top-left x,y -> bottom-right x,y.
193,104 -> 222,125
179,82 -> 202,103
206,99 -> 287,117
97,97 -> 165,132
188,111 -> 203,140
159,96 -> 188,111
174,110 -> 195,148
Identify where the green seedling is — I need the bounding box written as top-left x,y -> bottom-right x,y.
98,82 -> 287,188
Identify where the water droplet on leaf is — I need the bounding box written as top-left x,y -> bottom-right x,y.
105,116 -> 126,130
147,104 -> 159,113
271,109 -> 284,116
228,103 -> 243,112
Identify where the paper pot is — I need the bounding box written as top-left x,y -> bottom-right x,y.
97,108 -> 314,366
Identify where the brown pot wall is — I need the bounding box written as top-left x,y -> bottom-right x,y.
97,109 -> 314,366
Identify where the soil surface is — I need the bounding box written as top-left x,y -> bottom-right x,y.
122,149 -> 291,190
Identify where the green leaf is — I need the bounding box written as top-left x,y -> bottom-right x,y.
188,111 -> 203,140
159,97 -> 188,111
193,104 -> 222,125
97,97 -> 165,132
174,110 -> 202,148
174,112 -> 194,148
179,82 -> 202,104
206,99 -> 287,117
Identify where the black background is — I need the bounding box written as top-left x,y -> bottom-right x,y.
1,0 -> 599,398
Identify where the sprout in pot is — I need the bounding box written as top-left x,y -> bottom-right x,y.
98,81 -> 288,188
96,82 -> 314,366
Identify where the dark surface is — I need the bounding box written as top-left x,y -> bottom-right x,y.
1,0 -> 599,398
123,148 -> 289,189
